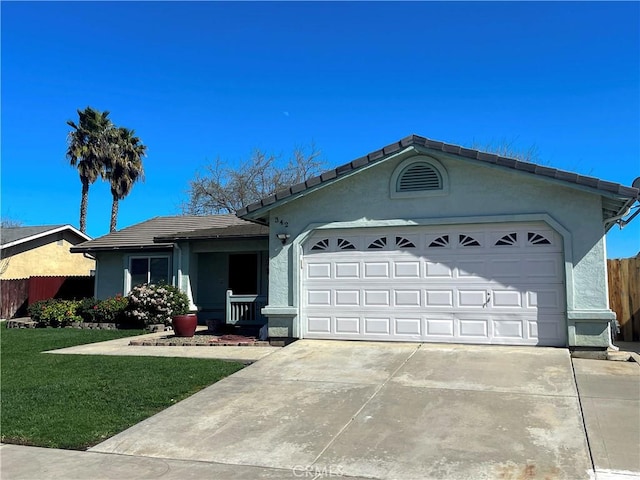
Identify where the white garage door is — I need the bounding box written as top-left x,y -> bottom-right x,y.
302,223 -> 566,346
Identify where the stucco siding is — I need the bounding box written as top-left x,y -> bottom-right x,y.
94,252 -> 126,299
266,152 -> 611,320
1,233 -> 95,280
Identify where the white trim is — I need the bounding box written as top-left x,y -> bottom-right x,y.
1,225 -> 91,250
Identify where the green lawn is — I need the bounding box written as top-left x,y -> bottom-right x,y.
0,326 -> 244,450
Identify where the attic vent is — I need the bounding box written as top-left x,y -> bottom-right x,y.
397,163 -> 442,192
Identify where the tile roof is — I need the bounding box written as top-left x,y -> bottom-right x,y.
71,215 -> 252,252
155,223 -> 269,241
237,134 -> 640,220
1,225 -> 90,249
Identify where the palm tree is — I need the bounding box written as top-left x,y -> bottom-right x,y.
66,107 -> 113,233
105,127 -> 147,232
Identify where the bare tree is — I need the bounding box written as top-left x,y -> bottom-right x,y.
1,217 -> 24,228
183,143 -> 325,215
470,137 -> 542,164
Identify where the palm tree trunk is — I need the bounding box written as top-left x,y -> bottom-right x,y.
110,195 -> 119,232
80,179 -> 89,233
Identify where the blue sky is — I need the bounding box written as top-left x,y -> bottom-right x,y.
2,1 -> 639,258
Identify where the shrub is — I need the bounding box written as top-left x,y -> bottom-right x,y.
126,283 -> 190,327
28,299 -> 54,327
77,297 -> 100,323
95,295 -> 129,324
28,299 -> 81,327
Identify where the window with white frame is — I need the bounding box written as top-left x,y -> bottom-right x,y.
129,256 -> 170,289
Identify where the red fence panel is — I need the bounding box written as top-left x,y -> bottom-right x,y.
28,276 -> 95,305
28,276 -> 66,305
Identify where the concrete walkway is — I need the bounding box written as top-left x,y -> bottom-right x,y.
2,338 -> 639,479
45,329 -> 281,363
573,358 -> 640,480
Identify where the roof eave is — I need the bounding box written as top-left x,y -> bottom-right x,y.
70,244 -> 174,254
238,135 -> 639,222
238,146 -> 418,222
154,234 -> 269,242
2,225 -> 91,250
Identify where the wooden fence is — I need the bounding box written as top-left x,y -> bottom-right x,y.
608,256 -> 640,341
0,278 -> 29,319
0,275 -> 94,319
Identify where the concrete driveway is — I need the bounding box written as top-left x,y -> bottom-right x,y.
90,340 -> 593,479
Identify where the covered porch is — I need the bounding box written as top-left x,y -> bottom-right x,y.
156,223 -> 269,330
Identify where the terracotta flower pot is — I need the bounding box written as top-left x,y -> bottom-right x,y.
171,314 -> 198,337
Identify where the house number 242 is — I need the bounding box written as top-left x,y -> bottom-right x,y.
273,217 -> 288,227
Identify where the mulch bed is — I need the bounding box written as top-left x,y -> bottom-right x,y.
129,331 -> 270,347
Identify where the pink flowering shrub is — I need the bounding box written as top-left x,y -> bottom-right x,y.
125,283 -> 189,327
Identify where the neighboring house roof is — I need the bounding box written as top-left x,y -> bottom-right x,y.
71,215 -> 258,253
1,225 -> 91,250
237,134 -> 640,226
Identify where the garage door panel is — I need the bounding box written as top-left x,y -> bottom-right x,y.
534,316 -> 565,343
302,223 -> 566,346
364,290 -> 390,306
457,259 -> 487,279
307,317 -> 331,334
364,262 -> 389,278
524,258 -> 560,279
490,259 -> 522,280
364,317 -> 390,334
394,290 -> 421,307
426,290 -> 454,307
425,261 -> 453,277
335,317 -> 360,334
527,290 -> 564,309
308,263 -> 331,279
459,318 -> 489,338
394,261 -> 420,278
307,290 -> 331,306
425,316 -> 455,337
335,262 -> 359,278
492,290 -> 522,308
458,289 -> 487,307
335,290 -> 359,306
493,319 -> 524,339
396,317 -> 422,336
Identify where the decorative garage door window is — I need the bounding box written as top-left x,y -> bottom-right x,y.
302,223 -> 565,347
305,227 -> 557,254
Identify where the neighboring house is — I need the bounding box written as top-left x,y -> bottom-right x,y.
1,225 -> 94,279
72,134 -> 640,348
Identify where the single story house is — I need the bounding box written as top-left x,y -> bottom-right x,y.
72,135 -> 639,348
1,225 -> 94,279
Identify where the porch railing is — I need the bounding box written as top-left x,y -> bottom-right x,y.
225,290 -> 267,325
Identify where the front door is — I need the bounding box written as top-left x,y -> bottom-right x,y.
228,253 -> 258,294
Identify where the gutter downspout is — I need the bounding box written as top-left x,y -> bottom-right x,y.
604,207 -> 631,230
